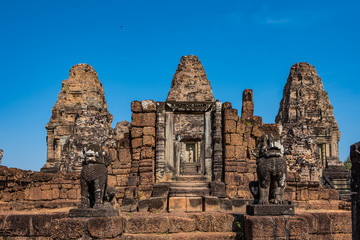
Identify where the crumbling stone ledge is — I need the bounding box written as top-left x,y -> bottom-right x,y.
0,211 -> 351,239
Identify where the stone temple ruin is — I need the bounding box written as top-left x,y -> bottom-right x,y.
0,55 -> 353,239
39,55 -> 350,210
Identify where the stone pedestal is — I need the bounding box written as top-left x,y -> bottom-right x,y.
69,208 -> 119,218
246,203 -> 295,216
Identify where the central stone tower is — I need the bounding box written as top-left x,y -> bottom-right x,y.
155,55 -> 222,184
149,56 -> 224,207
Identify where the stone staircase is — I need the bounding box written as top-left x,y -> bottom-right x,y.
122,178 -> 245,212
331,179 -> 351,200
175,174 -> 207,182
323,166 -> 351,200
182,162 -> 199,175
169,162 -> 211,197
169,180 -> 210,197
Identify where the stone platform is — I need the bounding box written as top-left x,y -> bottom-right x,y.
122,195 -> 251,213
0,211 -> 351,239
246,203 -> 295,216
69,207 -> 119,217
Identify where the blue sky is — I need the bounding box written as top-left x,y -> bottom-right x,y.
0,0 -> 359,171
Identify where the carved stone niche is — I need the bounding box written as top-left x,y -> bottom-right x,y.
156,101 -> 222,182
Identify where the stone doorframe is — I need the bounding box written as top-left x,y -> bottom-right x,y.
155,101 -> 222,182
175,140 -> 202,176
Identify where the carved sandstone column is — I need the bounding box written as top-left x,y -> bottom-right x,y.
204,111 -> 212,181
213,101 -> 223,181
156,102 -> 166,181
165,111 -> 174,176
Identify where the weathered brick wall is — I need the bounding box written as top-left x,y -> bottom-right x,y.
0,98 -> 157,210
25,174 -> 80,202
223,101 -> 279,199
223,102 -> 252,198
0,166 -> 80,210
107,121 -> 132,204
285,182 -> 339,204
123,100 -> 157,201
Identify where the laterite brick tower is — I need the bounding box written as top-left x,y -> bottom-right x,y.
276,62 -> 350,199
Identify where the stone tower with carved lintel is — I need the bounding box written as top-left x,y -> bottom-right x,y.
155,55 -> 223,183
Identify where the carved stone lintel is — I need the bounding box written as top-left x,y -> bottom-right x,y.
166,102 -> 213,112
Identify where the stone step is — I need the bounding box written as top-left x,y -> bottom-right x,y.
338,189 -> 351,193
169,187 -> 210,197
183,162 -> 199,166
332,180 -> 350,185
175,175 -> 207,182
339,195 -> 351,200
336,188 -> 351,200
169,180 -> 210,197
183,166 -> 197,170
122,232 -> 241,239
331,179 -> 351,200
334,186 -> 350,190
182,163 -> 199,174
170,183 -> 209,190
182,169 -> 198,174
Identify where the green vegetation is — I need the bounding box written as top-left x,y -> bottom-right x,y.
62,86 -> 68,93
344,156 -> 351,170
235,221 -> 245,240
